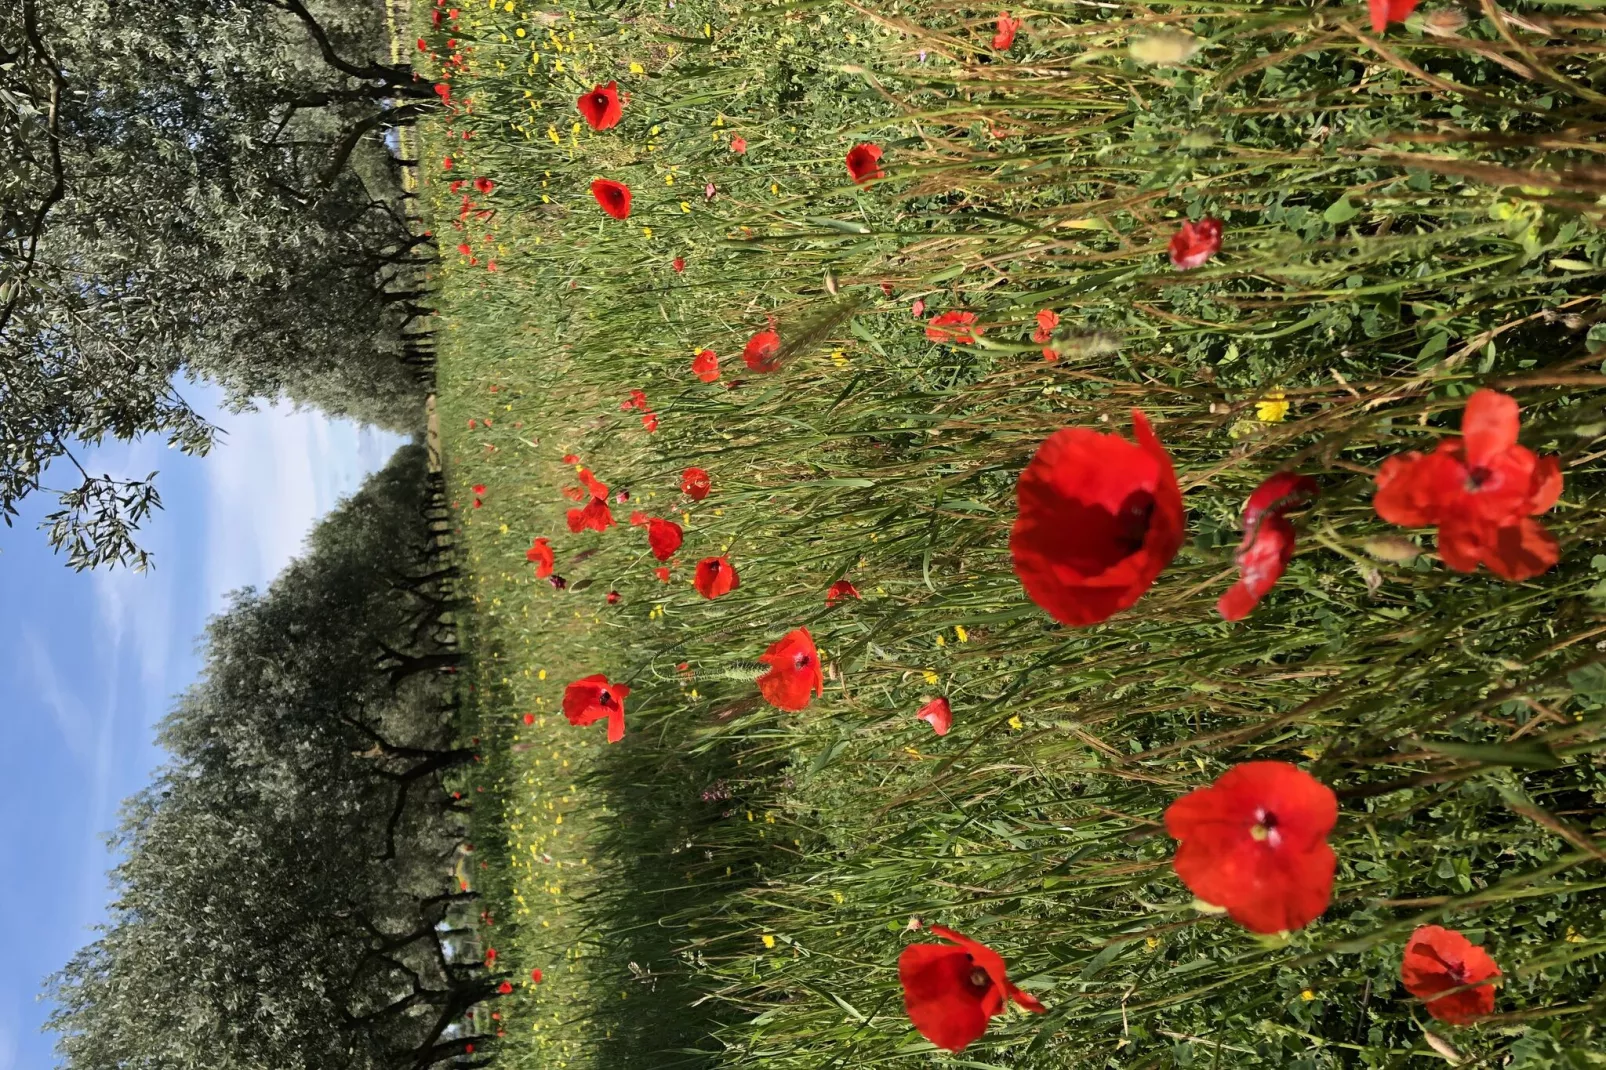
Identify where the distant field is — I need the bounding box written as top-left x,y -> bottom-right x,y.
423,2 -> 1606,1067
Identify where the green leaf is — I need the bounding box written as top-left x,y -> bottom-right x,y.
1323,196 -> 1360,224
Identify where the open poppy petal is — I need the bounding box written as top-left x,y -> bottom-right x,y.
1011,410 -> 1184,626
1165,761 -> 1338,933
647,517 -> 683,561
900,927 -> 1037,1052
1401,925 -> 1500,1024
1369,0 -> 1420,33
562,675 -> 630,742
756,628 -> 824,711
744,329 -> 782,372
845,143 -> 884,184
591,178 -> 632,219
576,81 -> 623,130
693,556 -> 739,598
916,697 -> 952,735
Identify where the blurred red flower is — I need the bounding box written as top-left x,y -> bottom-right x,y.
621,389 -> 648,411
681,467 -> 712,500
1374,388 -> 1561,581
1370,0 -> 1420,32
563,453 -> 579,464
562,485 -> 584,501
1009,410 -> 1184,626
744,329 -> 782,372
730,136 -> 748,154
693,556 -> 739,599
526,537 -> 554,577
899,926 -> 1044,1053
591,178 -> 632,219
562,674 -> 629,743
673,256 -> 686,273
647,517 -> 683,561
630,510 -> 648,526
992,12 -> 1023,50
757,628 -> 824,711
523,712 -> 534,725
654,566 -> 671,583
692,348 -> 719,382
1401,925 -> 1500,1024
577,81 -> 623,130
641,412 -> 658,432
1217,472 -> 1318,621
606,590 -> 620,604
579,467 -> 609,500
566,497 -> 615,533
474,176 -> 494,195
916,697 -> 952,736
531,969 -> 543,983
1032,308 -> 1059,343
846,143 -> 884,184
497,981 -> 512,994
1169,217 -> 1223,270
826,579 -> 860,606
925,311 -> 980,344
1164,761 -> 1337,933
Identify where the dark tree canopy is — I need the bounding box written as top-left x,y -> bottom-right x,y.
46,444 -> 500,1070
1,0 -> 437,570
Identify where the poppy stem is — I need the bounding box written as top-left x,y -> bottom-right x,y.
719,660 -> 768,682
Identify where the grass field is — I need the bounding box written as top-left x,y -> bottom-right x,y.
419,1 -> 1606,1066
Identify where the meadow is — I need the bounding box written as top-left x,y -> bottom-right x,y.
420,1 -> 1606,1066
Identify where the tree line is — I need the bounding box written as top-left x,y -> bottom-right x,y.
1,0 -> 440,570
46,444 -> 505,1070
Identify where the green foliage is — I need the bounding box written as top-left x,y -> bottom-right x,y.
2,0 -> 431,570
47,444 -> 498,1070
428,1 -> 1606,1069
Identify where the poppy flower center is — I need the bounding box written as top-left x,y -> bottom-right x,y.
589,93 -> 606,109
1060,488 -> 1157,574
966,965 -> 991,994
598,690 -> 616,708
708,560 -> 721,574
1249,807 -> 1282,848
1464,464 -> 1493,492
793,653 -> 811,670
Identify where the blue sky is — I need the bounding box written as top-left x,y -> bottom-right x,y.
0,383 -> 410,1070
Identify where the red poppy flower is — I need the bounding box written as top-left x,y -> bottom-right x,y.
497,981 -> 513,994
846,143 -> 884,184
744,329 -> 782,372
472,484 -> 486,496
526,537 -> 554,577
654,566 -> 671,583
1370,0 -> 1420,32
621,388 -> 648,411
576,81 -> 623,130
647,517 -> 683,561
1164,761 -> 1338,934
1374,389 -> 1562,581
1217,472 -> 1318,621
563,453 -> 579,464
992,12 -> 1023,50
606,590 -> 620,604
692,348 -> 719,382
1010,409 -> 1185,627
591,178 -> 631,219
578,467 -> 609,500
442,155 -> 454,170
681,467 -> 712,500
1032,308 -> 1059,343
642,412 -> 658,432
630,510 -> 648,526
673,257 -> 686,273
484,948 -> 497,962
898,926 -> 1044,1053
1401,926 -> 1499,1024
917,697 -> 952,736
472,498 -> 483,509
911,298 -> 925,318
523,712 -> 535,725
693,556 -> 739,598
925,311 -> 981,344
566,497 -> 616,533
531,969 -> 543,983
418,36 -> 428,50
730,136 -> 747,154
562,674 -> 630,743
1169,217 -> 1223,271
756,628 -> 825,711
474,176 -> 495,195
826,580 -> 860,606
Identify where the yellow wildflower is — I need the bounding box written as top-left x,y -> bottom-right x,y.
1256,389 -> 1289,423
